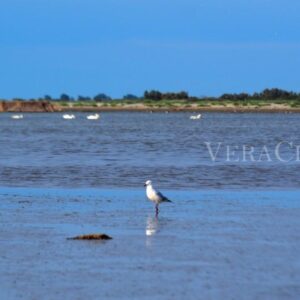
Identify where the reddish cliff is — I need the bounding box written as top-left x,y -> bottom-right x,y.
0,101 -> 61,112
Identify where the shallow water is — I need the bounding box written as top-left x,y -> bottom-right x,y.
1,112 -> 300,299
1,187 -> 300,299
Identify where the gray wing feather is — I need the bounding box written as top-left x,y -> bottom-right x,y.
157,191 -> 172,202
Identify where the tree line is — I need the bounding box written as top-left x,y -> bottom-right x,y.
143,88 -> 300,101
46,88 -> 300,101
219,88 -> 300,101
47,93 -> 112,102
2,88 -> 300,102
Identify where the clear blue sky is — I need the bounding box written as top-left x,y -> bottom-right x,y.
1,0 -> 299,99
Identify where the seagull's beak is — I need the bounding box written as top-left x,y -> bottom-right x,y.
144,183 -> 146,187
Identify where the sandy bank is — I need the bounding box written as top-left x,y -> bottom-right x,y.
60,103 -> 300,113
0,101 -> 61,112
1,101 -> 299,113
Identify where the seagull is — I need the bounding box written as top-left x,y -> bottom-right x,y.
144,180 -> 172,216
87,113 -> 100,120
62,114 -> 75,120
11,114 -> 23,119
190,114 -> 201,120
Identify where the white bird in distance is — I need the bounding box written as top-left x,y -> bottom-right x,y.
86,113 -> 100,120
190,114 -> 201,120
11,114 -> 24,119
62,114 -> 75,120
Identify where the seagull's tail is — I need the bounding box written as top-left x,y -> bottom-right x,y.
163,197 -> 172,203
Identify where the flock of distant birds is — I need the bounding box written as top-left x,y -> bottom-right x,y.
9,113 -> 201,120
9,113 -> 100,120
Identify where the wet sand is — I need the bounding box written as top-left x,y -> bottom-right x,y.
1,187 -> 300,299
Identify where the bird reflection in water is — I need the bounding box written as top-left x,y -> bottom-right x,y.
146,216 -> 159,236
145,216 -> 171,246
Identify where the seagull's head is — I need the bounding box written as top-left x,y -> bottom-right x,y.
144,180 -> 152,187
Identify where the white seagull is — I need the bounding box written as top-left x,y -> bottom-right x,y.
11,114 -> 23,119
62,114 -> 75,120
190,114 -> 201,120
144,180 -> 172,216
87,113 -> 100,120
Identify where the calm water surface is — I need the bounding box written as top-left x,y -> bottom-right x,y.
0,112 -> 300,189
1,113 -> 300,299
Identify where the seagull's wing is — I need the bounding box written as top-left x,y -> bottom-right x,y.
157,191 -> 172,202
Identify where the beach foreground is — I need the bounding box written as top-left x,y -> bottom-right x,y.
1,187 -> 300,300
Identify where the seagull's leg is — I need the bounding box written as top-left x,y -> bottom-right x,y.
155,204 -> 159,216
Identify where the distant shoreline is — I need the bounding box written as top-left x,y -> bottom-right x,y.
1,100 -> 300,113
60,104 -> 300,113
